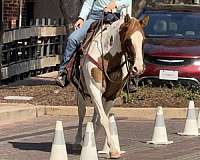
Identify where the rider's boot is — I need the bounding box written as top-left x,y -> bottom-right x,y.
56,64 -> 70,87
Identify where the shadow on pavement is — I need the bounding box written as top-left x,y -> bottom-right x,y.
9,141 -> 51,152
9,142 -> 81,155
1,77 -> 57,88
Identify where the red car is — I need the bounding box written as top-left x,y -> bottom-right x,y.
138,3 -> 200,88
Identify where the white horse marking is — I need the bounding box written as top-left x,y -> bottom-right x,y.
130,31 -> 144,75
74,15 -> 149,158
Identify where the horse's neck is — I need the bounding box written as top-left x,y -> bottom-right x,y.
88,19 -> 124,60
87,18 -> 129,77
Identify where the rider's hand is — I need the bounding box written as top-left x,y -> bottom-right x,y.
74,18 -> 84,29
104,1 -> 117,12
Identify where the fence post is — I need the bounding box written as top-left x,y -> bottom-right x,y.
19,0 -> 23,28
193,0 -> 200,4
0,0 -> 4,83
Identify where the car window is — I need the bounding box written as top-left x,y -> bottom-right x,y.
153,20 -> 167,34
142,11 -> 200,39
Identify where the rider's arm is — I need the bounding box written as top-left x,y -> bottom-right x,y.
79,0 -> 95,21
115,0 -> 131,10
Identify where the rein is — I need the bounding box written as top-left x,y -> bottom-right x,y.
100,13 -> 121,83
99,13 -> 138,84
81,12 -> 137,84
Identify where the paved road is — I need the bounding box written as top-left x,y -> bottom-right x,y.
0,115 -> 200,160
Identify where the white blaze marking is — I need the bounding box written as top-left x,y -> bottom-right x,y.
130,31 -> 144,74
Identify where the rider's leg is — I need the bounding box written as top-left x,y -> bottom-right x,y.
56,18 -> 96,87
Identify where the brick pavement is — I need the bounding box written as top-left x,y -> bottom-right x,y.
0,116 -> 200,160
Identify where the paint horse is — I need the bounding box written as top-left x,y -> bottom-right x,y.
74,14 -> 148,159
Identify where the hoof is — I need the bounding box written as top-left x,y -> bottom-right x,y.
110,151 -> 121,159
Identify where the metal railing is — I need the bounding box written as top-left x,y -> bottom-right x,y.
1,18 -> 67,83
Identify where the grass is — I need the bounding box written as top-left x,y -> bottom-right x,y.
121,84 -> 200,108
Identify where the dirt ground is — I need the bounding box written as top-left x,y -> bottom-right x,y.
0,76 -> 200,108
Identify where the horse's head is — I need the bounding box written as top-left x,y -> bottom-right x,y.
119,14 -> 149,75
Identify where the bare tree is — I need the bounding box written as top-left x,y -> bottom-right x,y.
59,0 -> 83,33
133,0 -> 148,17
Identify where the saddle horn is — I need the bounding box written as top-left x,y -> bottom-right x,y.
124,14 -> 131,23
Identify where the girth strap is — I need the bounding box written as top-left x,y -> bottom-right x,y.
81,53 -> 104,71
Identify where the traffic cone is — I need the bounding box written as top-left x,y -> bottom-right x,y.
197,109 -> 200,129
147,106 -> 173,145
98,113 -> 125,155
178,100 -> 200,136
80,122 -> 98,160
50,121 -> 68,160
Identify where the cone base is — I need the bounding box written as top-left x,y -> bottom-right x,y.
98,150 -> 126,155
177,132 -> 200,136
98,150 -> 109,154
146,140 -> 173,145
50,145 -> 68,160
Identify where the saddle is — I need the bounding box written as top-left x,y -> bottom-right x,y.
63,21 -> 102,97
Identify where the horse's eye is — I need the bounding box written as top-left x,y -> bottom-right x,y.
110,36 -> 113,46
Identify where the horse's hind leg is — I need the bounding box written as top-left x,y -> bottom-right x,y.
74,91 -> 86,146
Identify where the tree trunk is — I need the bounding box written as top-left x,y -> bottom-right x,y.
59,0 -> 83,33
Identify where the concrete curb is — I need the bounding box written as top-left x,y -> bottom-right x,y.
0,103 -> 45,123
0,103 -> 194,123
45,106 -> 189,119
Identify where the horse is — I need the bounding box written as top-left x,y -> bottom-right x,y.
73,14 -> 149,159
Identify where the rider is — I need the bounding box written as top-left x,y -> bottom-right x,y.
56,0 -> 131,87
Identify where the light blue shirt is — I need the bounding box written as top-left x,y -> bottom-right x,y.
79,0 -> 131,20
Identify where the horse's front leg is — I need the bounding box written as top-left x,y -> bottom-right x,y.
74,91 -> 86,146
95,100 -> 114,155
84,83 -> 120,158
90,91 -> 120,158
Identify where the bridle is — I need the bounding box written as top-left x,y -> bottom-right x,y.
99,15 -> 143,83
82,13 -> 144,84
119,17 -> 145,74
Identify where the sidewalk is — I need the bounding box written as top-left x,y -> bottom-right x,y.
0,102 -> 189,124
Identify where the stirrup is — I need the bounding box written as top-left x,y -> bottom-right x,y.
56,71 -> 70,88
59,67 -> 68,76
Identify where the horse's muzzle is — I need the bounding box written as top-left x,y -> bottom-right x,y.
131,63 -> 145,76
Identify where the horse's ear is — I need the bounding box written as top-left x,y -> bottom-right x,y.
139,15 -> 149,28
124,14 -> 131,23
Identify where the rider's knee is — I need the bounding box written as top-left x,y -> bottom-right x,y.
68,34 -> 78,44
68,30 -> 83,45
